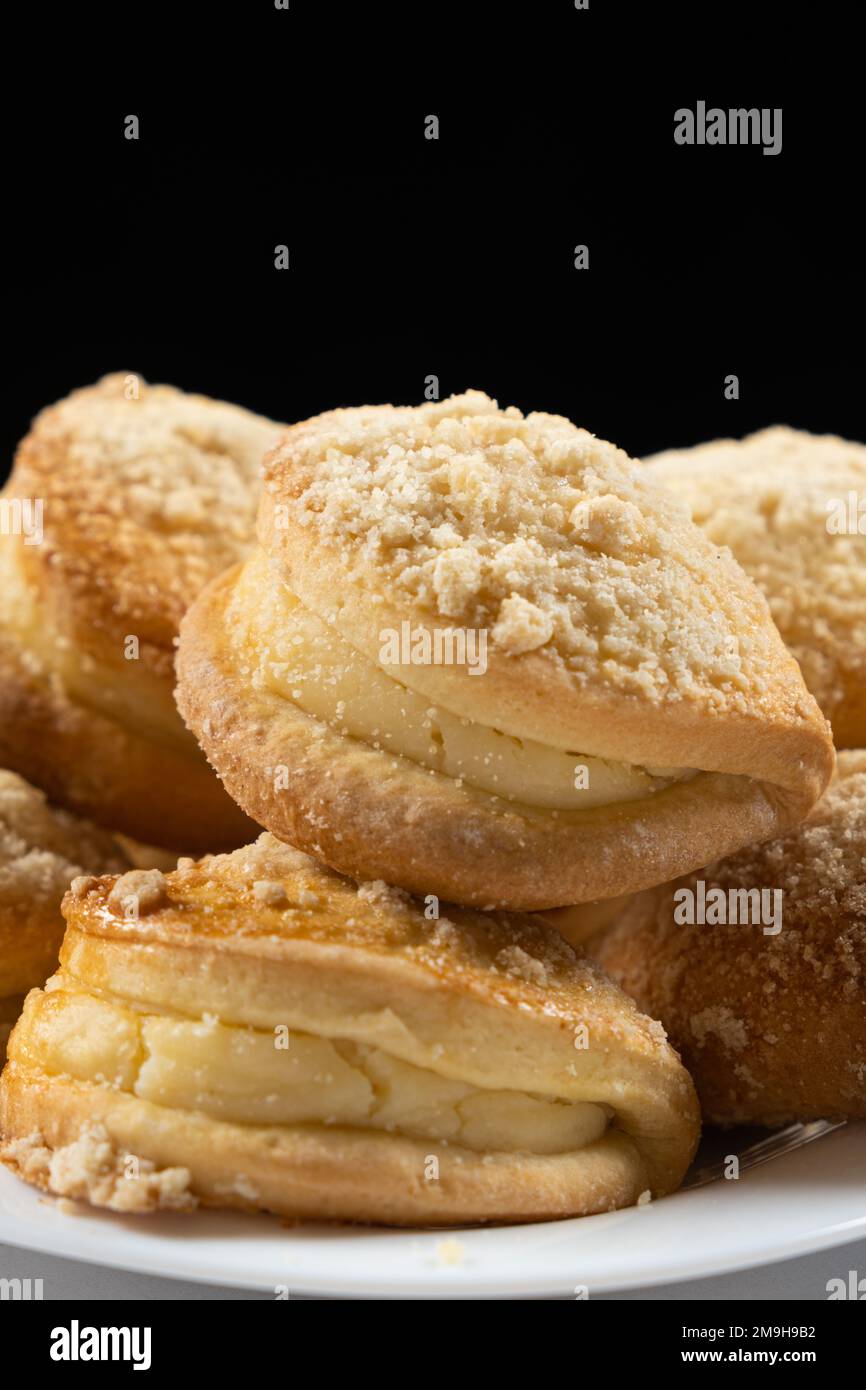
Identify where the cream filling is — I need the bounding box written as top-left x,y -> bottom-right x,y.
231,553 -> 694,810
22,983 -> 610,1156
0,543 -> 197,753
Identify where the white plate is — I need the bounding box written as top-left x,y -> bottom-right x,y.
1,1122 -> 864,1299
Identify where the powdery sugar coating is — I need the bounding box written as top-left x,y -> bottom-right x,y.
593,751 -> 866,1124
615,751 -> 866,1007
647,427 -> 866,735
267,392 -> 788,701
706,752 -> 866,934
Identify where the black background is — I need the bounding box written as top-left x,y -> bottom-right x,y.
3,3 -> 863,477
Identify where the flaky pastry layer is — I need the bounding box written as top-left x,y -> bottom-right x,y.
0,835 -> 701,1224
231,552 -> 694,811
0,615 -> 256,850
15,975 -> 611,1156
178,565 -> 827,909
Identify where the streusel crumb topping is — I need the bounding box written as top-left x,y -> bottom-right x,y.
266,391 -> 787,703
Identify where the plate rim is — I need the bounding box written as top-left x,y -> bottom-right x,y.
3,1207 -> 866,1298
2,1122 -> 864,1298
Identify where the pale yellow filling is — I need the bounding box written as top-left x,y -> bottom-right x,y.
22,981 -> 610,1156
231,553 -> 694,810
0,543 -> 196,753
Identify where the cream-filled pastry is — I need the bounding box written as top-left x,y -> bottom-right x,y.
177,392 -> 833,909
586,752 -> 866,1127
0,834 -> 700,1225
229,551 -> 693,811
0,769 -> 129,1061
646,427 -> 866,748
0,374 -> 282,849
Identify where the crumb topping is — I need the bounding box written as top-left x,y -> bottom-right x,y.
496,943 -> 551,986
0,1125 -> 195,1212
0,769 -> 126,912
69,875 -> 97,898
356,879 -> 412,910
107,869 -> 169,916
265,391 -> 787,703
595,751 -> 866,1119
704,751 -> 866,930
8,374 -> 281,658
647,426 -> 866,723
27,373 -> 277,543
690,1006 -> 748,1054
252,879 -> 288,906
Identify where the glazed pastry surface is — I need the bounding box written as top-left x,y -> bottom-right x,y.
0,834 -> 701,1225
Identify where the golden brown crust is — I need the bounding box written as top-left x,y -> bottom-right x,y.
589,751 -> 866,1126
0,1067 -> 651,1225
0,835 -> 701,1225
0,769 -> 128,1001
177,563 -> 828,910
259,395 -> 831,786
646,427 -> 866,748
6,374 -> 281,677
0,374 -> 279,848
177,393 -> 832,904
0,625 -> 257,851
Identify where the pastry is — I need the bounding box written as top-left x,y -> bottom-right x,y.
646,427 -> 866,747
0,374 -> 282,850
177,392 -> 833,910
0,769 -> 128,1061
540,895 -> 634,949
0,833 -> 701,1225
587,751 -> 866,1127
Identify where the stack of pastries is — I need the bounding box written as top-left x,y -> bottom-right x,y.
0,384 -> 862,1228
